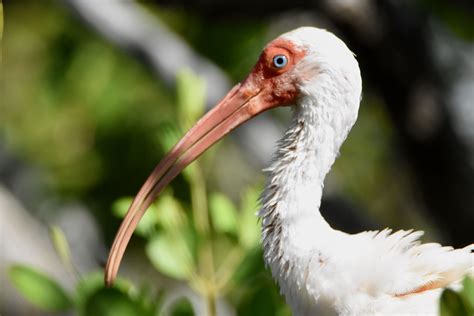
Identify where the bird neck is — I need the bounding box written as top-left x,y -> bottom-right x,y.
259,94 -> 353,272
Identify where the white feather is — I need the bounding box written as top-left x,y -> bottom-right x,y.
257,27 -> 473,316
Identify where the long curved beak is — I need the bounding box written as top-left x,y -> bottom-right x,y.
104,80 -> 278,286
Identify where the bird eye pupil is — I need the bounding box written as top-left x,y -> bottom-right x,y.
273,55 -> 288,68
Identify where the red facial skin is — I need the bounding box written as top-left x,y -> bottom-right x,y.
104,38 -> 307,287
245,39 -> 307,107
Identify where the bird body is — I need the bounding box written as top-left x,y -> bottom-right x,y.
105,27 -> 473,315
258,28 -> 473,315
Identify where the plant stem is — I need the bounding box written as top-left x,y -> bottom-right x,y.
215,246 -> 244,293
189,162 -> 217,316
206,287 -> 217,316
190,163 -> 210,234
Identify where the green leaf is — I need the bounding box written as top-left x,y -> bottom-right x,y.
181,222 -> 199,264
181,160 -> 197,182
112,197 -> 134,218
176,68 -> 206,129
231,247 -> 264,285
8,264 -> 73,312
146,233 -> 194,280
82,287 -> 152,316
237,284 -> 279,316
112,196 -> 157,237
76,272 -> 134,308
154,194 -> 188,231
49,225 -> 74,273
440,288 -> 471,316
209,193 -> 238,235
169,297 -> 195,316
157,123 -> 181,152
461,276 -> 474,308
76,272 -> 106,307
238,187 -> 261,249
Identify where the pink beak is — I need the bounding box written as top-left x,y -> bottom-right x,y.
104,77 -> 284,286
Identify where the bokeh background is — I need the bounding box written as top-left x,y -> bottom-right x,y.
1,0 -> 473,315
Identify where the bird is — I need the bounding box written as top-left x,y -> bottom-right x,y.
104,27 -> 473,315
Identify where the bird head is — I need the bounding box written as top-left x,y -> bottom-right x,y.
104,27 -> 362,286
245,27 -> 361,108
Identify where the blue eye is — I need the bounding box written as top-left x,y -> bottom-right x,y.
273,55 -> 288,68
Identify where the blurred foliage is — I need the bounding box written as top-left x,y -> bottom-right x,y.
143,5 -> 268,82
439,277 -> 474,316
9,264 -> 74,312
1,1 -> 270,240
2,1 -> 173,201
3,1 -> 473,315
8,68 -> 288,315
110,69 -> 286,315
331,95 -> 434,234
417,0 -> 474,41
2,0 -> 429,237
10,222 -> 158,315
9,263 -> 156,316
1,0 -> 3,63
49,225 -> 79,278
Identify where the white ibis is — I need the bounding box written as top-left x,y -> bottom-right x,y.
105,27 -> 473,315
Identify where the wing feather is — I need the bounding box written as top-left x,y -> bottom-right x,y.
353,229 -> 473,296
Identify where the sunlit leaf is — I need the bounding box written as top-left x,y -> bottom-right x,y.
181,160 -> 198,182
209,192 -> 238,235
146,233 -> 194,280
154,194 -> 188,231
238,188 -> 261,249
181,222 -> 199,264
112,197 -> 157,237
82,287 -> 152,316
8,264 -> 73,312
157,123 -> 181,152
49,225 -> 74,273
176,68 -> 206,129
440,288 -> 471,316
